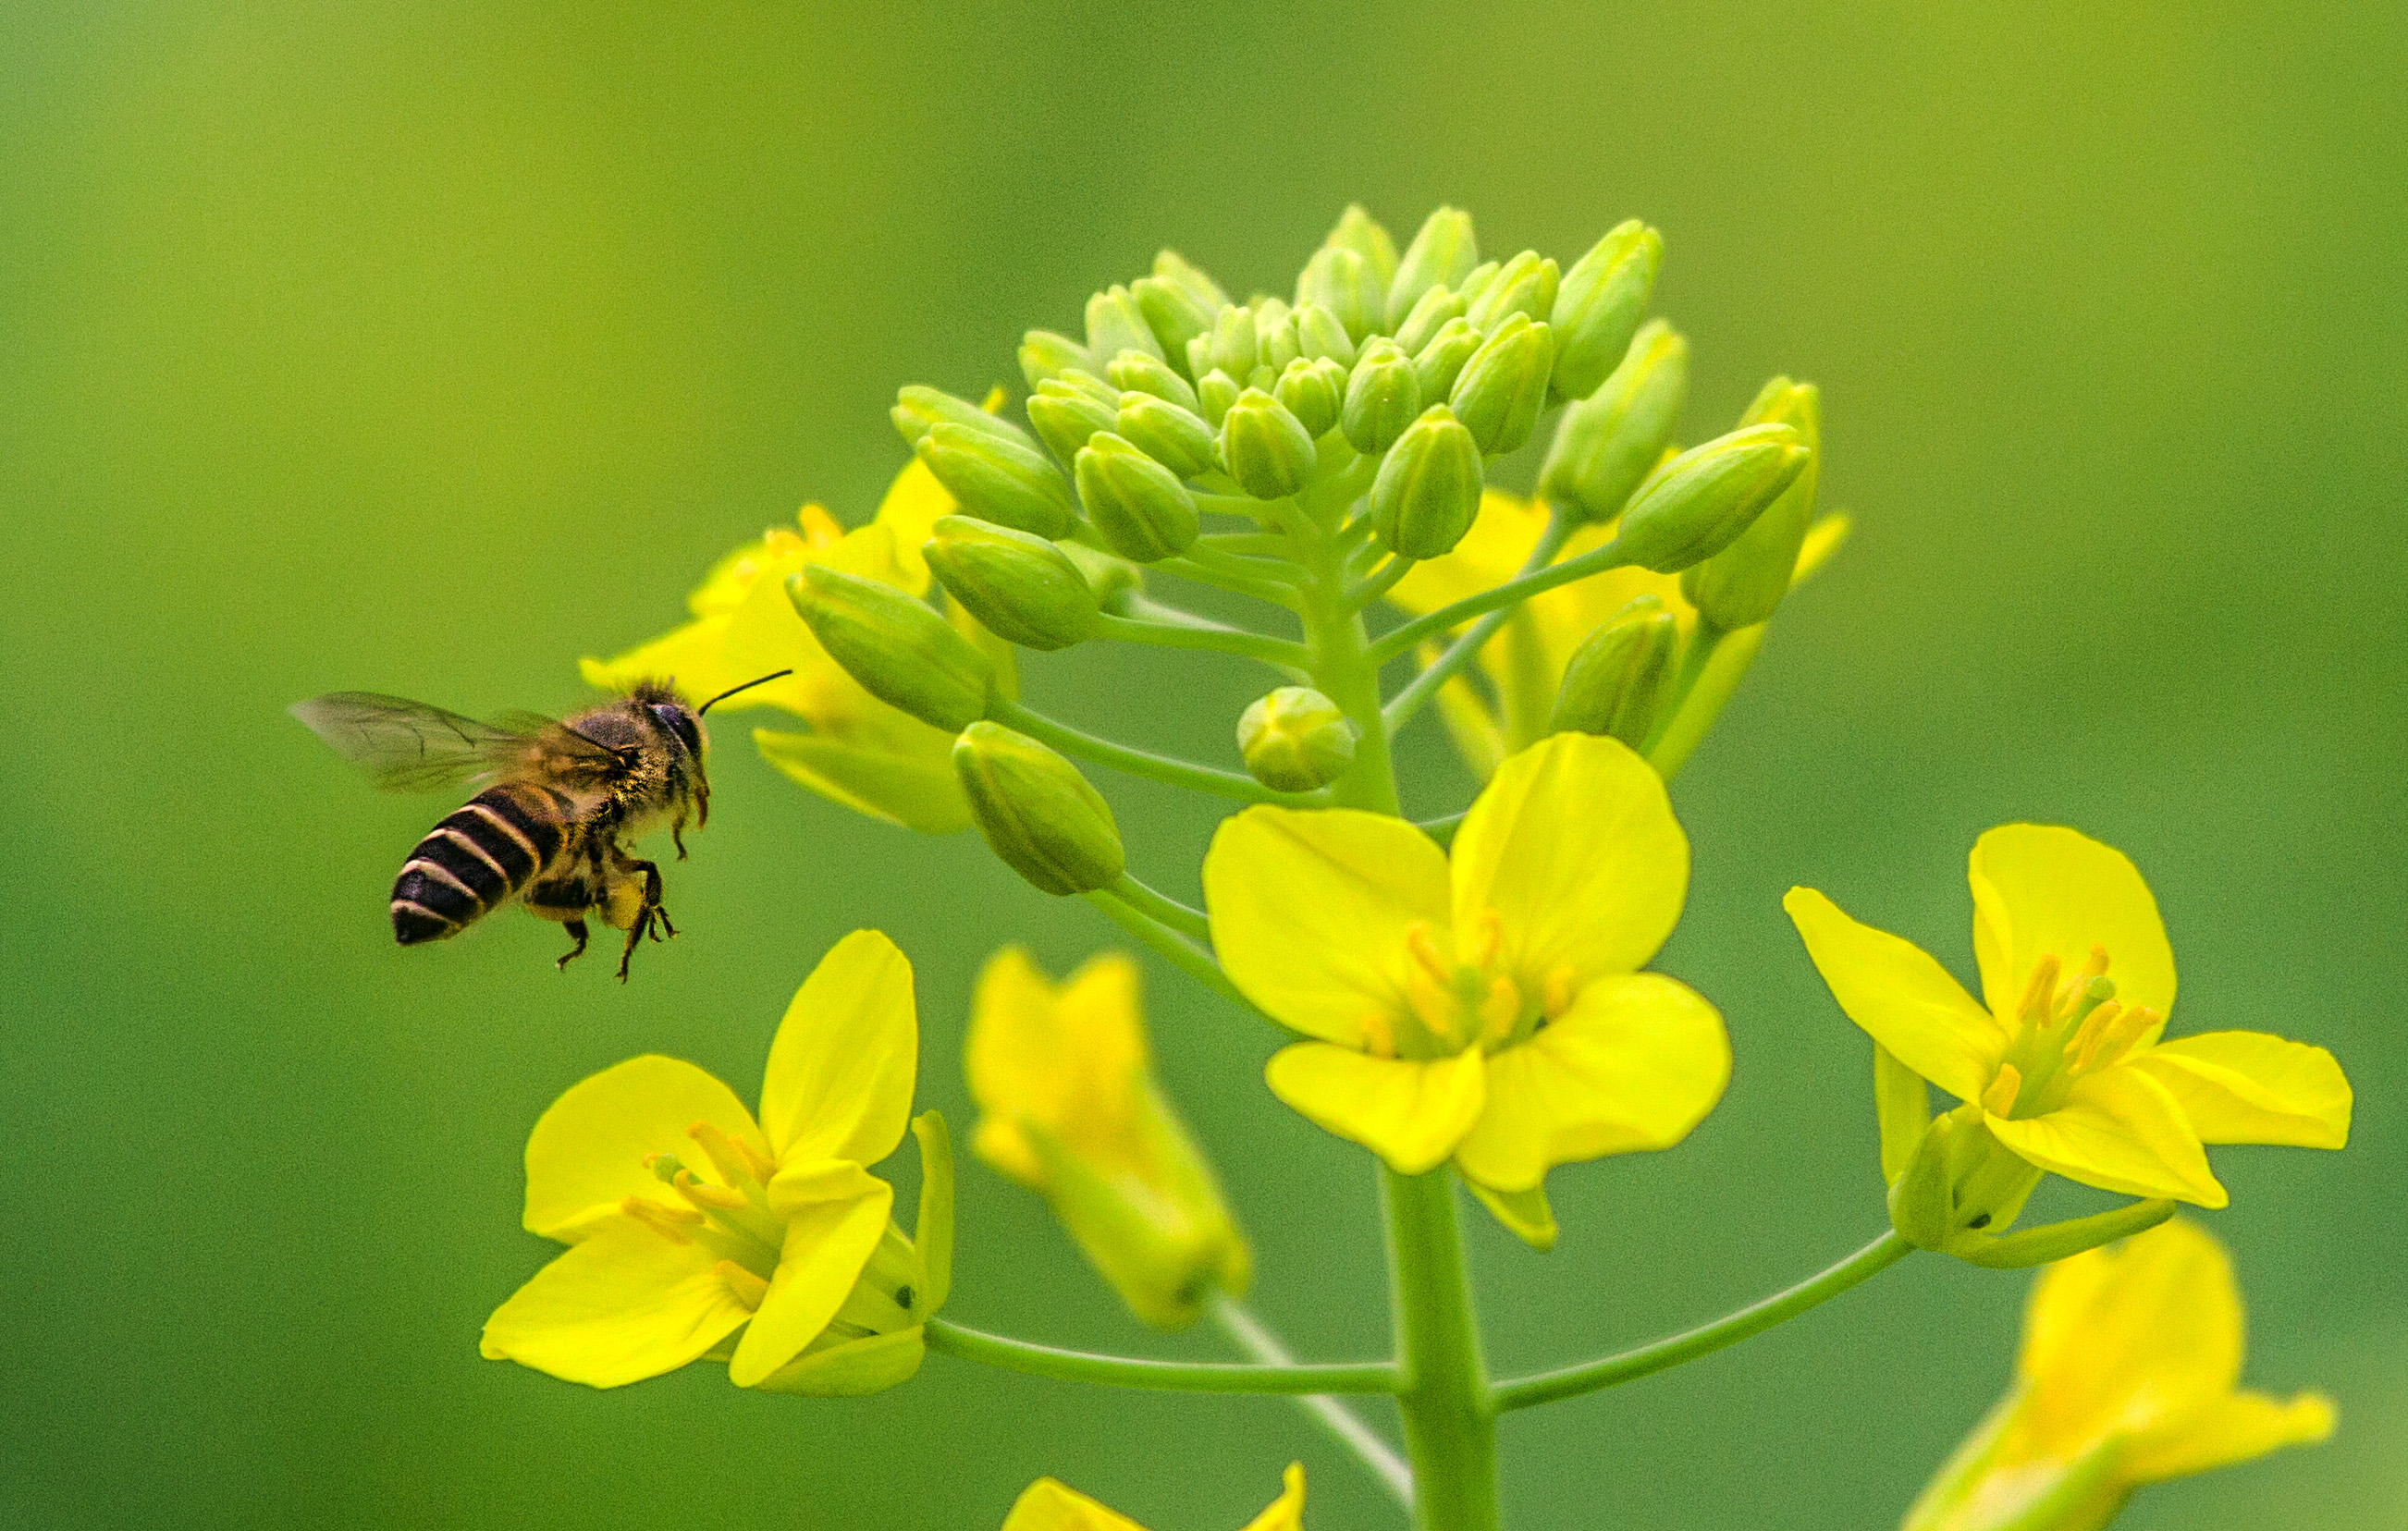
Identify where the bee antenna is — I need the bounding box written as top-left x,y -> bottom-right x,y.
696,670 -> 794,716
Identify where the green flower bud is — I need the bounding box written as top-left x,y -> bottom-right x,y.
1295,245 -> 1379,342
1195,368 -> 1241,429
1323,203 -> 1399,292
1237,687 -> 1359,791
916,422 -> 1079,540
1019,329 -> 1093,391
952,721 -> 1124,896
1291,301 -> 1358,367
1131,275 -> 1217,375
1256,307 -> 1301,374
1549,220 -> 1662,401
1059,539 -> 1143,611
1243,361 -> 1278,394
925,516 -> 1100,653
1681,379 -> 1821,629
1547,594 -> 1677,745
1217,387 -> 1318,499
1340,339 -> 1422,454
1392,283 -> 1466,358
1106,349 -> 1199,413
1075,433 -> 1200,561
1613,422 -> 1810,573
1207,303 -> 1259,379
1537,319 -> 1689,522
789,565 -> 995,731
1385,206 -> 1480,328
1447,313 -> 1555,456
1114,393 -> 1218,477
1370,405 -> 1483,557
1026,387 -> 1118,466
1046,368 -> 1123,411
1411,316 -> 1482,407
1274,357 -> 1342,439
1464,250 -> 1560,334
1454,259 -> 1502,311
892,386 -> 1034,451
1150,249 -> 1230,312
1085,285 -> 1162,365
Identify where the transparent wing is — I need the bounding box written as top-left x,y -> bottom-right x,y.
289,692 -> 542,792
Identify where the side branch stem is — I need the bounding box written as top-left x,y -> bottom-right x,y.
1370,522 -> 1619,665
1083,888 -> 1265,1022
1381,515 -> 1574,733
1093,612 -> 1309,670
991,699 -> 1327,807
922,1317 -> 1399,1395
1212,1295 -> 1415,1510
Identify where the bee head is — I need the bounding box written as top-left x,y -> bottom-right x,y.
652,699 -> 703,760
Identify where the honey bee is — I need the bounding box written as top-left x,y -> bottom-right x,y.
290,672 -> 789,980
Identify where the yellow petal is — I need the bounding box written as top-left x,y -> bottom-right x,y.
1782,887 -> 2005,1102
1454,974 -> 1729,1194
758,930 -> 918,1169
1237,1464 -> 1306,1531
965,948 -> 1146,1184
1451,734 -> 1687,988
999,1478 -> 1152,1531
521,1055 -> 768,1241
2120,1390 -> 2336,1483
1467,1178 -> 1558,1250
1203,806 -> 1449,1047
1791,512 -> 1849,584
1985,1069 -> 2226,1206
752,724 -> 972,834
1430,658 -> 1507,782
1386,490 -> 1549,616
578,615 -> 752,709
1264,1043 -> 1486,1175
728,1162 -> 894,1386
2018,1219 -> 2243,1455
1969,825 -> 2175,1023
2127,1032 -> 2352,1148
479,1216 -> 751,1388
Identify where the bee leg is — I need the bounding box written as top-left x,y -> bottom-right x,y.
671,817 -> 690,862
555,920 -> 590,970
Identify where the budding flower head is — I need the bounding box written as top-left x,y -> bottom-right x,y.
1612,422 -> 1809,573
1386,205 -> 1480,328
1681,378 -> 1821,629
1448,312 -> 1556,456
1341,339 -> 1421,454
1291,301 -> 1357,366
1274,357 -> 1343,440
1538,318 -> 1689,523
1217,387 -> 1318,499
892,385 -> 1034,452
1237,686 -> 1360,792
1412,315 -> 1483,408
1322,202 -> 1399,291
1465,249 -> 1560,334
1131,260 -> 1222,371
924,516 -> 1100,653
1393,282 -> 1467,357
953,721 -> 1124,896
789,564 -> 996,732
1548,594 -> 1677,747
1204,302 -> 1260,379
1295,244 -> 1380,343
1549,220 -> 1663,401
1085,285 -> 1161,366
1018,329 -> 1093,391
1106,350 -> 1199,414
1025,386 -> 1118,468
916,421 -> 1079,540
1075,433 -> 1200,562
1195,368 -> 1241,430
1370,405 -> 1483,558
1114,393 -> 1218,478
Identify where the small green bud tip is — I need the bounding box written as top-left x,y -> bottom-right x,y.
1075,433 -> 1200,562
1106,350 -> 1199,414
1045,369 -> 1123,410
916,422 -> 1080,540
1386,206 -> 1480,329
1208,304 -> 1259,379
1291,302 -> 1358,367
1681,377 -> 1821,628
1131,276 -> 1218,375
1274,357 -> 1342,440
1549,221 -> 1662,402
1448,314 -> 1556,456
1538,319 -> 1689,524
1085,285 -> 1162,366
1218,388 -> 1318,500
1196,369 -> 1241,429
1323,203 -> 1400,290
1392,283 -> 1466,358
1370,405 -> 1483,558
1019,330 -> 1093,391
925,516 -> 1100,653
1614,423 -> 1809,574
1026,388 -> 1118,467
1151,249 -> 1230,312
1455,259 -> 1502,311
1114,393 -> 1218,478
1256,307 -> 1301,375
1341,341 -> 1422,454
891,386 -> 1031,452
1295,245 -> 1379,343
1465,250 -> 1561,335
1412,316 -> 1483,409
952,721 -> 1124,897
1237,686 -> 1360,792
789,565 -> 995,733
1549,595 -> 1678,746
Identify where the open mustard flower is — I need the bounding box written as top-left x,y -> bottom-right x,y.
967,948 -> 1251,1329
1203,731 -> 1728,1248
481,929 -> 952,1394
1788,825 -> 2349,1208
1001,1464 -> 1305,1531
1904,1219 -> 2333,1531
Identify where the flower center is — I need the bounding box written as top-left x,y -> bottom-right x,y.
620,1121 -> 789,1306
1362,912 -> 1578,1059
1982,947 -> 2160,1119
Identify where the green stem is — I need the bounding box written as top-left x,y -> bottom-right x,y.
922,1317 -> 1399,1395
1154,554 -> 1302,609
1382,1169 -> 1498,1531
1382,515 -> 1575,733
1345,553 -> 1419,611
1083,888 -> 1267,1022
1092,612 -> 1309,670
1109,872 -> 1209,941
1371,525 -> 1624,665
1490,1231 -> 1913,1411
991,698 -> 1327,807
1211,1294 -> 1415,1510
1645,622 -> 1762,778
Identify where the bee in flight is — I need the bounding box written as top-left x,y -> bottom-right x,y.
290,672 -> 789,980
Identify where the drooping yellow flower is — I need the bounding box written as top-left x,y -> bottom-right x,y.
967,948 -> 1250,1328
1384,489 -> 1849,777
1001,1464 -> 1305,1531
481,929 -> 952,1394
1903,1219 -> 2333,1531
1202,732 -> 1729,1247
1788,825 -> 2350,1208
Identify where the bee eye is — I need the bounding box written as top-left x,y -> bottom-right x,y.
653,704 -> 702,758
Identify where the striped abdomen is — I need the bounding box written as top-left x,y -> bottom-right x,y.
390,782 -> 568,945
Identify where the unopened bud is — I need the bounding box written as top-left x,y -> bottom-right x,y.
1218,388 -> 1318,499
925,516 -> 1100,653
1613,423 -> 1809,573
1149,250 -> 1230,312
1548,595 -> 1677,745
892,386 -> 1033,451
1026,387 -> 1118,467
1454,259 -> 1502,312
1681,379 -> 1821,629
1342,340 -> 1422,454
1206,304 -> 1259,379
1393,283 -> 1466,358
1085,285 -> 1162,365
1291,302 -> 1358,367
1549,220 -> 1662,401
1255,306 -> 1301,374
1131,276 -> 1217,375
1106,350 -> 1199,414
1274,357 -> 1343,439
916,423 -> 1079,540
1411,316 -> 1482,408
1370,405 -> 1483,558
1114,394 -> 1218,478
1295,245 -> 1379,342
1385,206 -> 1480,329
1047,368 -> 1123,411
953,722 -> 1124,896
1075,434 -> 1200,562
790,566 -> 994,731
1538,319 -> 1689,522
1448,314 -> 1555,456
1465,250 -> 1560,334
1237,687 -> 1359,791
1195,368 -> 1241,429
1323,203 -> 1400,292
1019,330 -> 1093,391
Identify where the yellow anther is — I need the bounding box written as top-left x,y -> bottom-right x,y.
687,1121 -> 767,1189
621,1195 -> 705,1244
1981,1064 -> 2024,1119
1358,1010 -> 1397,1059
674,1170 -> 751,1213
1406,922 -> 1452,986
2019,956 -> 2062,1023
1466,909 -> 1505,972
714,1259 -> 771,1309
1540,965 -> 1580,1021
2084,1005 -> 2158,1074
1476,975 -> 1522,1048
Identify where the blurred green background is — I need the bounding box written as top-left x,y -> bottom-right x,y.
5,4 -> 2402,1527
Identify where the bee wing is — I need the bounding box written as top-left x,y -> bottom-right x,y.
289,692 -> 547,792
493,710 -> 634,790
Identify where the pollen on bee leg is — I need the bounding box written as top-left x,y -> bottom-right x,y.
714,1259 -> 770,1310
688,1121 -> 772,1188
1981,1064 -> 2024,1119
622,1195 -> 706,1243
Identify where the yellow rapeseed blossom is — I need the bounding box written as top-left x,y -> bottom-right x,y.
967,948 -> 1251,1328
481,930 -> 952,1394
1788,825 -> 2350,1207
1203,732 -> 1728,1248
1001,1464 -> 1305,1531
1904,1219 -> 2333,1530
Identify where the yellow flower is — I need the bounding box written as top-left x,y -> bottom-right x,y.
967,948 -> 1250,1328
480,930 -> 952,1394
1903,1219 -> 2333,1531
1001,1464 -> 1305,1531
1202,732 -> 1729,1248
1788,825 -> 2350,1208
1384,489 -> 1849,777
580,452 -> 982,834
